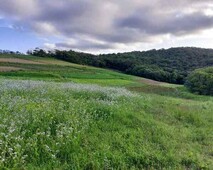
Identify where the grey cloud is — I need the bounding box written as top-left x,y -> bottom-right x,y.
118,11 -> 213,35
36,1 -> 89,22
56,40 -> 115,51
0,0 -> 213,51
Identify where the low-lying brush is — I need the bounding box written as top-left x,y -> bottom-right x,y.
185,67 -> 213,95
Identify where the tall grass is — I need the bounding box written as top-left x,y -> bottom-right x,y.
0,79 -> 212,169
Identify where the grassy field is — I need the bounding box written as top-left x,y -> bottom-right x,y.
0,54 -> 137,86
0,54 -> 212,169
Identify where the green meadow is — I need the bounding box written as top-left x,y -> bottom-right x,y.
0,54 -> 212,169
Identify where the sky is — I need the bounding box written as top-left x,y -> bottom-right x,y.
0,0 -> 213,54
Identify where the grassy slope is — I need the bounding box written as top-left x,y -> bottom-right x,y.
0,54 -> 136,86
0,54 -> 212,169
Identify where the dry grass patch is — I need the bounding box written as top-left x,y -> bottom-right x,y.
138,78 -> 164,85
0,58 -> 43,65
0,66 -> 23,72
38,60 -> 77,66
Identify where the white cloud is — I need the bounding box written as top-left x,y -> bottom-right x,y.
43,43 -> 56,50
32,22 -> 59,35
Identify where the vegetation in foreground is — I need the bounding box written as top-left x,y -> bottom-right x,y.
0,54 -> 212,169
0,79 -> 212,169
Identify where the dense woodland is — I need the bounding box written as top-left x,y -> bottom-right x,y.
29,47 -> 213,84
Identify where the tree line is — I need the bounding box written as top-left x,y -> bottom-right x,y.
0,49 -> 22,55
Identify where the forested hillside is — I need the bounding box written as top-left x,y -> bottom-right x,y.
29,47 -> 213,84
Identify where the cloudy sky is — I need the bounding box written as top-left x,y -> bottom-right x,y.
0,0 -> 213,53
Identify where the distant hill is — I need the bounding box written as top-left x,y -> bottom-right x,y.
30,47 -> 213,84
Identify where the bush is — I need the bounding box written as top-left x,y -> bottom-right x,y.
185,67 -> 213,95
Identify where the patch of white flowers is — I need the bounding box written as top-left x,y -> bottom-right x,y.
0,79 -> 137,98
0,79 -> 138,168
60,82 -> 137,98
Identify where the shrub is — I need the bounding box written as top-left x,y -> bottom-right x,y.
185,67 -> 213,95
